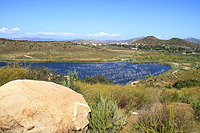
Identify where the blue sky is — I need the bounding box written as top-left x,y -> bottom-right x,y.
0,0 -> 199,40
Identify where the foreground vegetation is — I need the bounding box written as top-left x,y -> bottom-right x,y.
0,38 -> 200,132
0,60 -> 200,132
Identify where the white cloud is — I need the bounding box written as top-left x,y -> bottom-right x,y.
25,32 -> 53,35
87,32 -> 120,37
0,27 -> 9,33
110,33 -> 120,37
25,31 -> 120,38
11,27 -> 20,31
59,32 -> 75,36
37,32 -> 56,35
25,32 -> 33,35
0,27 -> 20,33
88,32 -> 109,37
156,35 -> 162,39
25,32 -> 75,36
0,26 -> 120,39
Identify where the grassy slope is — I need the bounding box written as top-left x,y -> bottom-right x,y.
0,39 -> 133,62
141,69 -> 200,88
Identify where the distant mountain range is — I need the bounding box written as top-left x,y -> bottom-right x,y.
72,36 -> 144,44
9,36 -> 144,43
6,36 -> 200,46
103,36 -> 144,43
184,37 -> 200,44
72,39 -> 103,44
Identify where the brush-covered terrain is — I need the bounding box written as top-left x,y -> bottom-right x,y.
1,36 -> 200,62
0,38 -> 200,132
132,36 -> 200,49
0,38 -> 133,62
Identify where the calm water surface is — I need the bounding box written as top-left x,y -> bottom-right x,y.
0,62 -> 171,84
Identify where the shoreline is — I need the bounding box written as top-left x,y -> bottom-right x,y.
0,59 -> 121,63
0,59 -> 172,68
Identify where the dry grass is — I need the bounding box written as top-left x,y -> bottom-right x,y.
74,81 -> 200,132
0,39 -> 134,62
0,67 -> 29,86
74,81 -> 159,112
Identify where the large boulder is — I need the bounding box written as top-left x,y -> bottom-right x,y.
0,80 -> 91,133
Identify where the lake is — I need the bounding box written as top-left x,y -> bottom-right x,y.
0,61 -> 171,84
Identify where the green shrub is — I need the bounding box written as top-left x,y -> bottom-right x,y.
188,97 -> 200,120
65,70 -> 80,92
0,67 -> 29,86
134,103 -> 194,132
50,73 -> 67,84
160,89 -> 184,103
173,79 -> 200,89
0,63 -> 68,87
88,94 -> 126,132
85,75 -> 113,84
24,66 -> 52,81
179,87 -> 200,120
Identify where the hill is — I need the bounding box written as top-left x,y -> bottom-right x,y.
164,38 -> 200,48
72,37 -> 144,44
132,36 -> 161,44
132,36 -> 200,49
0,38 -> 134,62
72,39 -> 103,44
184,37 -> 200,44
103,36 -> 144,43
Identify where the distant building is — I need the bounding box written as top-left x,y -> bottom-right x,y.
131,48 -> 138,50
